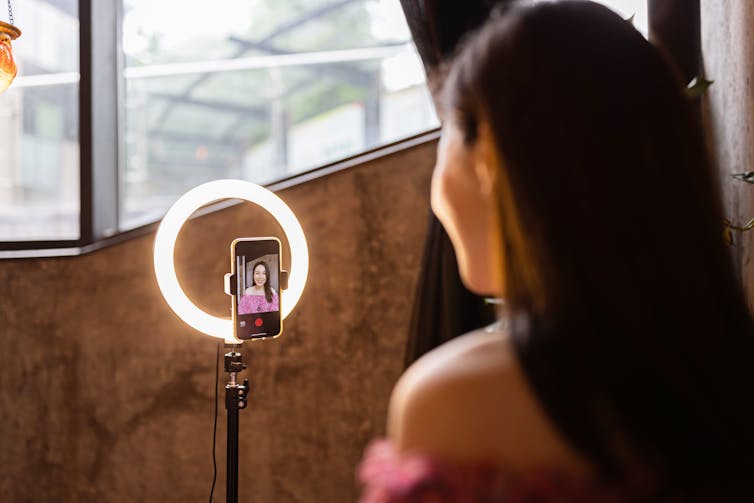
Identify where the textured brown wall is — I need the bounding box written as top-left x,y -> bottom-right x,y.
702,0 -> 754,302
0,139 -> 437,502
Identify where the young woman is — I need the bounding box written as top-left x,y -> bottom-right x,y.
359,2 -> 754,501
239,261 -> 279,314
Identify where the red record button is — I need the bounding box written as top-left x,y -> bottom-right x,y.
254,318 -> 263,327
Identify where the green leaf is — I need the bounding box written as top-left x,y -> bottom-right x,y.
732,171 -> 754,183
686,76 -> 714,98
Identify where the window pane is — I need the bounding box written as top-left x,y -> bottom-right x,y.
121,0 -> 438,230
0,0 -> 79,241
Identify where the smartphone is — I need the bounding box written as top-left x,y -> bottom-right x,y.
231,237 -> 282,340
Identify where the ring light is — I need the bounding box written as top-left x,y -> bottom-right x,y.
153,179 -> 309,340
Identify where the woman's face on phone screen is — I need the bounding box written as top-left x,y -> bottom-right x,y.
253,265 -> 267,286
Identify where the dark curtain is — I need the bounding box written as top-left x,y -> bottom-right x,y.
648,0 -> 701,84
398,1 -> 508,78
400,0 -> 512,367
405,213 -> 497,367
400,0 -> 701,367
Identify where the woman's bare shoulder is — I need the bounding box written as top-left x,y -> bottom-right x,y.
389,329 -> 512,401
388,327 -> 591,475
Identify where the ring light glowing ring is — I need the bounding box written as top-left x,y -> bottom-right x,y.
153,179 -> 309,340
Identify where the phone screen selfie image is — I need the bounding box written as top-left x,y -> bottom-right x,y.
233,238 -> 282,339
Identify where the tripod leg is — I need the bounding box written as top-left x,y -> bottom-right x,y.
226,386 -> 239,503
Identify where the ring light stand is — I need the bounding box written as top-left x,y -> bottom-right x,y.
221,269 -> 288,503
224,344 -> 248,503
153,180 -> 308,503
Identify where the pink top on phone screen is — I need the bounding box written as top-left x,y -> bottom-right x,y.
238,292 -> 278,314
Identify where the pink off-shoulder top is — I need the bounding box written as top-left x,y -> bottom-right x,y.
238,291 -> 279,314
358,440 -> 638,503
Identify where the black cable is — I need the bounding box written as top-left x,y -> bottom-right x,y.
209,341 -> 220,503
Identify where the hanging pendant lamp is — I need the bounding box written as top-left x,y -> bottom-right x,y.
0,1 -> 20,94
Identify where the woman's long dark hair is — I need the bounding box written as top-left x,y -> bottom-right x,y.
251,261 -> 273,303
443,1 -> 754,496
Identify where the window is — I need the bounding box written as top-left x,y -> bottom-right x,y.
2,0 -> 698,256
0,0 -> 79,241
0,0 -> 438,251
121,0 -> 438,230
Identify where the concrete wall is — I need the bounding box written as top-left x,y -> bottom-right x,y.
0,139 -> 437,502
702,0 -> 754,303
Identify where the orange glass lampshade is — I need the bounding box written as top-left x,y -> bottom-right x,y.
0,21 -> 20,94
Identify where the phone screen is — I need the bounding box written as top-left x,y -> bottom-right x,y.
232,238 -> 282,340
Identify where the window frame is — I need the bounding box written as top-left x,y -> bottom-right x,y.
0,0 -> 119,255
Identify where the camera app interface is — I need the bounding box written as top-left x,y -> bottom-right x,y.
235,240 -> 281,338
